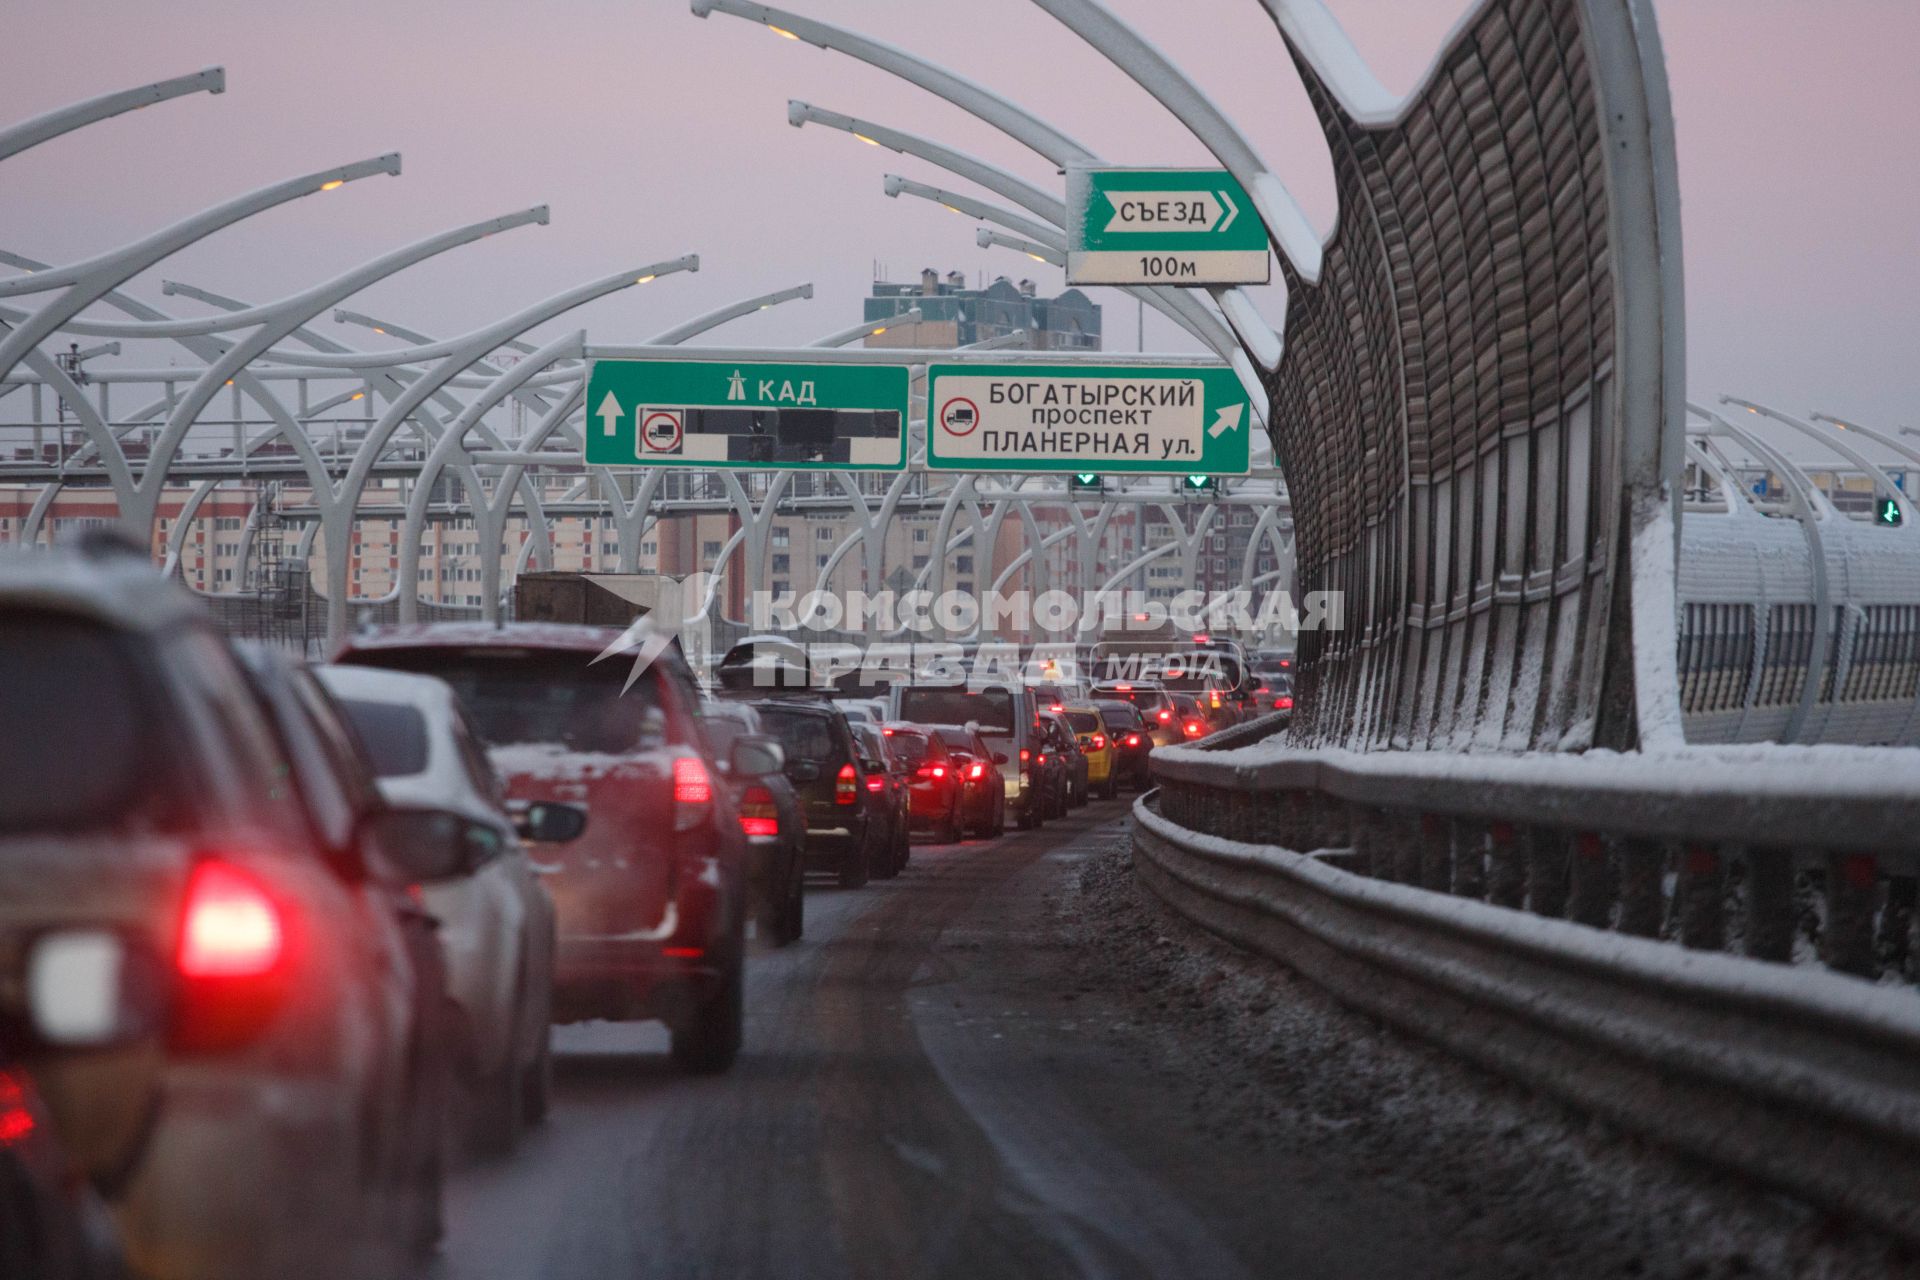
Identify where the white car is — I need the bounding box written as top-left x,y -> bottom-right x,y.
317,665 -> 561,1155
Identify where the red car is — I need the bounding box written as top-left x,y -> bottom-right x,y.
882,723 -> 964,843
334,624 -> 750,1074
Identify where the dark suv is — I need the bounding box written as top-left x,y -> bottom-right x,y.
335,624 -> 750,1074
750,698 -> 878,888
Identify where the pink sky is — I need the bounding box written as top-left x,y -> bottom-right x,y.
1,0 -> 1914,426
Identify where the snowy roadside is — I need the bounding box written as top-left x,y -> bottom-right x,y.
1055,822 -> 1915,1280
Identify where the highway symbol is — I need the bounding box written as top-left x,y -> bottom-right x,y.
596,390 -> 622,436
726,370 -> 747,401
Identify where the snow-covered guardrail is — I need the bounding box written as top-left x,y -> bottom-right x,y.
1136,741 -> 1920,1244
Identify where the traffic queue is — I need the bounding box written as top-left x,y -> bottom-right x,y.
0,535 -> 1275,1280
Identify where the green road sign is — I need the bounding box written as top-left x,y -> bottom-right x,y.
1066,166 -> 1269,287
1877,496 -> 1904,527
925,363 -> 1252,475
583,359 -> 909,470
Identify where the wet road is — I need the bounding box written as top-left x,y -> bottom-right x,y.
429,800 -> 1435,1280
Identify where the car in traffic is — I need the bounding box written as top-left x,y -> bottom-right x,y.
851,721 -> 910,878
749,696 -> 881,888
316,663 -> 565,1155
881,722 -> 965,843
1,542 -> 464,1278
1095,699 -> 1154,790
334,623 -> 751,1074
1040,711 -> 1090,808
929,724 -> 1008,837
1171,692 -> 1214,742
1092,680 -> 1182,749
699,701 -> 807,942
1060,705 -> 1119,799
0,1049 -> 127,1280
893,683 -> 1045,829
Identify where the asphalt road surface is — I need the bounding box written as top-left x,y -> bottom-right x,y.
431,801 -> 1908,1280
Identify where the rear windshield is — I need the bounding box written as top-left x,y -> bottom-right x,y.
1096,687 -> 1169,711
345,648 -> 668,754
0,615 -> 151,833
933,727 -> 976,752
1096,701 -> 1143,727
335,698 -> 431,778
899,687 -> 1014,734
887,731 -> 931,766
1064,711 -> 1101,733
756,706 -> 842,767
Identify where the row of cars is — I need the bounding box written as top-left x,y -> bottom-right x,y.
0,540 -> 803,1279
0,537 -> 1277,1279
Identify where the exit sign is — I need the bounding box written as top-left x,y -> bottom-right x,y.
1066,166 -> 1270,287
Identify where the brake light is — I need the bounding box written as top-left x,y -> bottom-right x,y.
865,773 -> 885,792
1019,748 -> 1030,764
0,1071 -> 36,1147
1125,733 -> 1141,747
1184,721 -> 1204,738
835,761 -> 859,805
1091,734 -> 1106,750
1115,683 -> 1132,692
1279,658 -> 1291,668
673,757 -> 714,832
739,783 -> 779,838
1276,695 -> 1294,710
1157,708 -> 1172,723
173,859 -> 292,1052
1209,691 -> 1221,708
967,761 -> 985,780
1050,703 -> 1064,713
179,862 -> 283,979
882,727 -> 895,736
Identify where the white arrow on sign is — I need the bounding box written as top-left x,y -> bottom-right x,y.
1215,189 -> 1238,235
1208,403 -> 1245,438
596,390 -> 623,436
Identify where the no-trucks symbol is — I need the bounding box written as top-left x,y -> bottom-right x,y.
641,410 -> 684,453
938,396 -> 979,437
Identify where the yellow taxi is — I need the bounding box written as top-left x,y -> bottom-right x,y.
1061,705 -> 1120,800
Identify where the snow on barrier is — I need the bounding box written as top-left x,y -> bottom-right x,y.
1136,739 -> 1920,1244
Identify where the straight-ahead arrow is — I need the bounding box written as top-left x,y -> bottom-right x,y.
596,390 -> 623,436
1208,403 -> 1245,438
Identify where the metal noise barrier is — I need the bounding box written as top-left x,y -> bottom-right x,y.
1136,741 -> 1920,1245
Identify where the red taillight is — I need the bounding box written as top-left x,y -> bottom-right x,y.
1184,721 -> 1204,737
0,1071 -> 36,1147
739,783 -> 779,838
1091,734 -> 1106,750
1114,683 -> 1132,692
1276,695 -> 1294,710
881,727 -> 895,736
179,861 -> 283,979
674,757 -> 714,832
1050,703 -> 1064,713
968,761 -> 985,780
1157,708 -> 1172,723
835,761 -> 859,805
663,946 -> 705,959
673,756 -> 713,806
1019,748 -> 1031,764
1125,733 -> 1141,747
173,859 -> 292,1052
865,773 -> 885,792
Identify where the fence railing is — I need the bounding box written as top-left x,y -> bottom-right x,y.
1151,735 -> 1920,983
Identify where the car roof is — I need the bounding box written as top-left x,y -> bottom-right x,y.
314,662 -> 460,713
0,545 -> 209,635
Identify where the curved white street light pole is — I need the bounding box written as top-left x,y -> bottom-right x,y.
1811,411 -> 1920,474
0,153 -> 402,381
697,0 -> 1284,368
808,307 -> 921,348
0,67 -> 225,163
645,282 -> 812,344
1028,0 -> 1320,287
977,226 -> 1063,267
884,175 -> 1063,247
1721,395 -> 1917,526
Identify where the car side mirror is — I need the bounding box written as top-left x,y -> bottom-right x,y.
787,759 -> 821,784
860,757 -> 885,774
731,735 -> 785,779
513,801 -> 589,845
361,806 -> 489,884
992,751 -> 1009,765
24,929 -> 160,1049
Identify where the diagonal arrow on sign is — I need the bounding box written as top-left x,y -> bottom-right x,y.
1208,403 -> 1245,438
596,389 -> 623,436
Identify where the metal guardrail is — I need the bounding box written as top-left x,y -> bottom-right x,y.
1152,739 -> 1920,979
1132,793 -> 1920,1247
